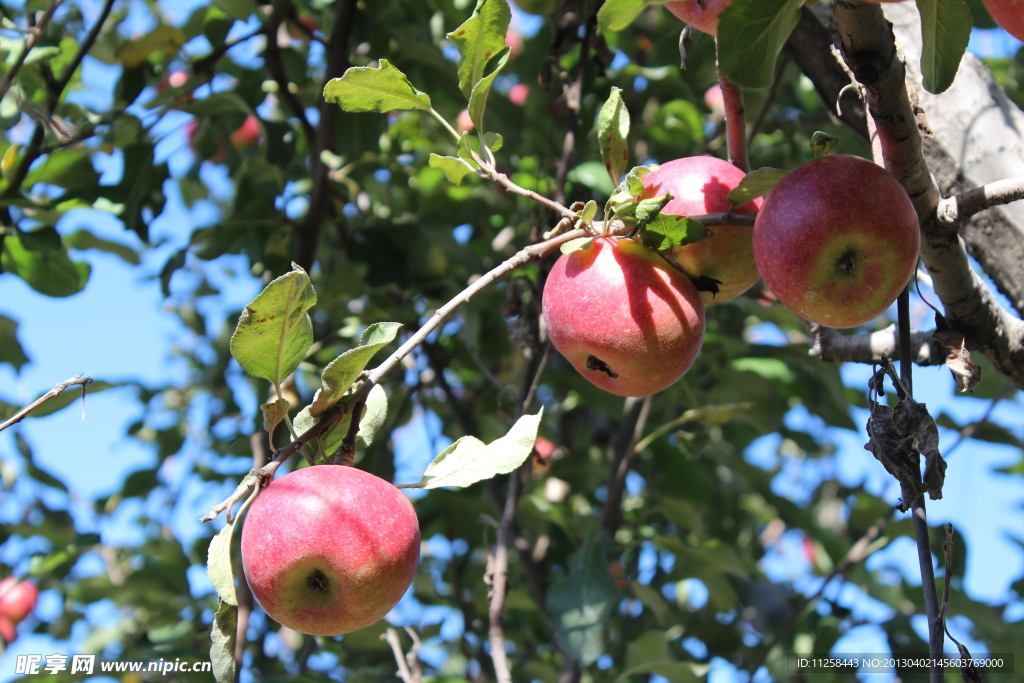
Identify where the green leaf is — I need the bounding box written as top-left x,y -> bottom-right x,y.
810,131 -> 840,157
309,322 -> 402,417
916,0 -> 972,94
468,48 -> 510,130
419,409 -> 543,489
545,533 -> 622,666
727,167 -> 787,207
212,0 -> 255,21
484,131 -> 503,152
210,601 -> 237,683
641,215 -> 706,251
0,314 -> 29,371
429,153 -> 475,185
115,26 -> 187,68
597,0 -> 671,33
717,0 -> 802,89
323,59 -> 432,113
64,230 -> 140,265
560,237 -> 595,254
293,384 -> 388,457
570,160 -> 617,195
597,87 -> 630,185
261,398 -> 290,434
580,201 -> 598,222
22,149 -> 101,194
206,477 -> 258,607
229,263 -> 317,385
447,0 -> 512,98
1,235 -> 90,297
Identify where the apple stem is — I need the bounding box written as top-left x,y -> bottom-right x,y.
715,60 -> 750,173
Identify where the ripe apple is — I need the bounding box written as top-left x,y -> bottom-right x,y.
0,616 -> 14,644
639,156 -> 762,303
752,154 -> 920,328
241,465 -> 419,636
981,0 -> 1024,42
542,236 -> 705,397
0,577 -> 38,625
230,115 -> 262,150
665,0 -> 901,35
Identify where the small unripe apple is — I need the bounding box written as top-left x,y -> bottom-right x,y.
981,0 -> 1024,42
639,156 -> 762,303
752,154 -> 920,328
0,577 -> 38,625
241,465 -> 420,636
542,237 -> 705,397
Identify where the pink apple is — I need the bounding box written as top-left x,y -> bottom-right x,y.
0,616 -> 14,644
639,156 -> 762,303
230,115 -> 262,150
0,577 -> 38,625
456,108 -> 474,133
542,237 -> 705,397
752,154 -> 920,328
981,0 -> 1024,42
704,84 -> 724,118
664,0 -> 732,36
505,29 -> 524,59
241,465 -> 420,636
509,83 -> 529,106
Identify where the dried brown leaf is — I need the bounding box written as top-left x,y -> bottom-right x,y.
933,314 -> 982,393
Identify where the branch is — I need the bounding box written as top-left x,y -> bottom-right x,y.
0,375 -> 93,432
807,323 -> 946,366
717,72 -> 750,173
0,0 -> 64,103
937,175 -> 1024,226
54,0 -> 115,95
601,395 -> 653,536
384,628 -> 415,683
473,151 -> 579,223
261,6 -> 316,143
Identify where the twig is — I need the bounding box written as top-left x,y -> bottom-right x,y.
688,212 -> 755,227
601,395 -> 654,536
0,375 -> 93,432
943,383 -> 1013,459
403,627 -> 423,683
261,4 -> 316,143
716,68 -> 750,172
520,343 -> 551,415
473,150 -> 579,223
807,323 -> 946,366
747,56 -> 790,146
192,26 -> 264,76
936,175 -> 1024,227
748,511 -> 892,675
384,628 -> 414,683
488,467 -> 518,683
458,330 -> 518,404
54,0 -> 115,95
0,0 -> 65,103
234,431 -> 270,681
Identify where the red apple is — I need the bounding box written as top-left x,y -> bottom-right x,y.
0,577 -> 38,625
704,84 -> 725,118
0,616 -> 15,643
230,115 -> 262,150
664,0 -> 732,36
639,156 -> 762,303
509,83 -> 529,106
542,237 -> 705,397
456,108 -> 474,133
241,465 -> 420,636
981,0 -> 1024,42
752,154 -> 920,328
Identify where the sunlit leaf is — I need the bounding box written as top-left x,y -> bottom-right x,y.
323,59 -> 432,113
727,167 -> 787,207
717,0 -> 802,89
597,87 -> 630,185
447,0 -> 512,98
917,0 -> 971,94
309,322 -> 401,417
210,601 -> 237,683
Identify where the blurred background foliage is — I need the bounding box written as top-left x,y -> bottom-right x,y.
1,0 -> 1023,681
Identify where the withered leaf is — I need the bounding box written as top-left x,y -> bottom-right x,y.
864,403 -> 925,512
894,399 -> 946,501
933,314 -> 981,393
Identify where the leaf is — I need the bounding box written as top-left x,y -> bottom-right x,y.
916,0 -> 971,94
419,409 -> 544,489
210,600 -> 237,683
65,229 -> 140,265
261,398 -> 290,434
0,314 -> 29,371
1,235 -> 90,297
323,59 -> 432,113
212,0 -> 255,21
229,263 -> 317,385
597,0 -> 671,33
810,131 -> 840,157
115,26 -> 187,68
484,132 -> 503,152
640,215 -> 706,251
932,314 -> 981,393
294,383 -> 389,458
447,0 -> 512,98
468,48 -> 510,130
206,477 -> 258,606
580,200 -> 598,222
545,533 -> 622,666
717,0 -> 803,89
727,167 -> 787,207
429,154 -> 474,185
597,87 -> 630,185
309,322 -> 402,417
560,237 -> 595,254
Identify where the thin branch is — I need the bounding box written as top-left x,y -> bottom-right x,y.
0,0 -> 65,103
234,431 -> 269,682
402,627 -> 423,683
473,150 -> 579,222
262,5 -> 315,143
715,42 -> 750,173
807,323 -> 946,366
747,56 -> 790,145
520,343 -> 551,415
688,212 -> 755,228
601,395 -> 654,536
749,511 -> 892,675
54,0 -> 115,95
192,25 -> 264,76
942,382 -> 1014,459
0,375 -> 93,432
487,466 -> 518,683
384,628 -> 415,683
937,175 -> 1024,227
458,330 -> 518,404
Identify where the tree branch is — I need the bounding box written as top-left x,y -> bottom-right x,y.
937,175 -> 1024,227
717,73 -> 750,173
807,323 -> 946,366
0,0 -> 64,103
601,395 -> 653,536
0,375 -> 93,432
54,0 -> 115,96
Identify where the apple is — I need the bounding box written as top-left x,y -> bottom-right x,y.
981,0 -> 1024,42
241,465 -> 420,636
230,115 -> 262,150
704,84 -> 724,118
505,29 -> 524,59
509,83 -> 529,106
0,577 -> 38,625
665,0 -> 900,35
0,616 -> 14,644
752,154 -> 920,328
456,108 -> 474,133
639,156 -> 762,303
542,236 -> 705,397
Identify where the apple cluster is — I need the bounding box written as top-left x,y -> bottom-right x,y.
542,153 -> 920,397
0,576 -> 39,644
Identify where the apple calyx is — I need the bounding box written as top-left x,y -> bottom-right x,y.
586,355 -> 618,378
